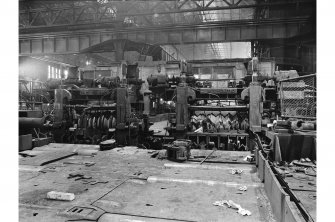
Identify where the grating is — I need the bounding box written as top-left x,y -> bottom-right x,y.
66,206 -> 96,217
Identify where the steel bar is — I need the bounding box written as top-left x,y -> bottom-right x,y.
188,106 -> 248,111
200,150 -> 215,165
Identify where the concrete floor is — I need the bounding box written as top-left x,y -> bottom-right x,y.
19,144 -> 276,222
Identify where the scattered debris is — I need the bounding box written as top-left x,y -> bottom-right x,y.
305,158 -> 311,162
100,139 -> 116,151
19,153 -> 35,157
213,200 -> 251,216
292,160 -> 316,168
47,191 -> 75,201
133,171 -> 142,176
151,150 -> 167,159
67,173 -> 92,181
275,167 -> 293,177
40,166 -> 58,173
63,161 -> 95,167
238,186 -> 248,191
113,146 -> 139,155
74,149 -> 98,156
150,151 -> 159,158
308,194 -> 316,200
231,169 -> 243,175
304,167 -> 316,177
243,155 -> 255,162
82,180 -> 109,185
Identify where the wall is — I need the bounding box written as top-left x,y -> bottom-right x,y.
191,62 -> 247,79
19,57 -> 52,81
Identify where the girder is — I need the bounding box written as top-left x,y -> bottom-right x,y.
19,17 -> 312,56
19,0 -> 315,31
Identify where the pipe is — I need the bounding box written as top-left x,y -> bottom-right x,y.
19,117 -> 46,129
164,163 -> 250,171
147,176 -> 263,187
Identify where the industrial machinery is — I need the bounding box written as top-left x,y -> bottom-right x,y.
163,58 -> 281,151
19,63 -> 151,147
19,78 -> 54,150
19,58 -> 300,151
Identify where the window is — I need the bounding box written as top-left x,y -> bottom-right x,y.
48,65 -> 51,79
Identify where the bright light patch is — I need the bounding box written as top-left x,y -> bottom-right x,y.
64,70 -> 69,79
48,65 -> 51,79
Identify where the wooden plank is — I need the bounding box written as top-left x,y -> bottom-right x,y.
47,143 -> 100,150
19,150 -> 76,166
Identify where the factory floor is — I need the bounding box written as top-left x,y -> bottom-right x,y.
19,144 -> 276,222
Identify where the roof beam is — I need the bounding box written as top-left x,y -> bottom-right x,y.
19,17 -> 313,56
20,0 -> 315,27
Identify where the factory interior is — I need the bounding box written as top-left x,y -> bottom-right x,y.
10,0 -> 328,221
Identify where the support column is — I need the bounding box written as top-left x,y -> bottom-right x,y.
249,83 -> 263,132
113,40 -> 126,62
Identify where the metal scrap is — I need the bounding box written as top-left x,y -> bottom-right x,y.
82,180 -> 109,185
238,186 -> 248,191
231,169 -> 243,175
243,155 -> 255,162
67,173 -> 92,181
63,161 -> 95,167
213,200 -> 252,216
40,166 -> 58,173
200,150 -> 215,165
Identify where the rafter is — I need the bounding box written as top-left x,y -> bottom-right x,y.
205,0 -> 215,8
19,0 -> 315,29
177,0 -> 189,9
